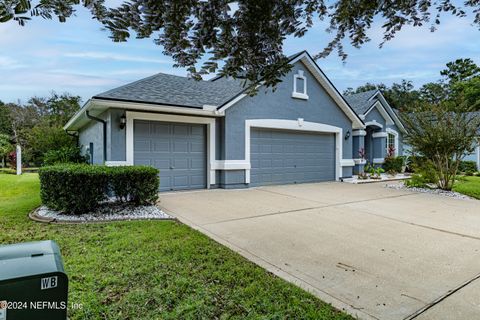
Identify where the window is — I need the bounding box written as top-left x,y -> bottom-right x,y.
292,70 -> 308,100
386,129 -> 398,157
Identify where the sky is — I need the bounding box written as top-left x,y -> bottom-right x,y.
0,4 -> 479,104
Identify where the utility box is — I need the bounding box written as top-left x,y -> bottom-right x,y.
0,240 -> 68,320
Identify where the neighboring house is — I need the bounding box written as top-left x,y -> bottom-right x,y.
65,51 -> 400,191
344,90 -> 406,174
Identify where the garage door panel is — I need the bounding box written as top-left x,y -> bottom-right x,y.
135,140 -> 151,152
134,120 -> 207,191
251,128 -> 335,186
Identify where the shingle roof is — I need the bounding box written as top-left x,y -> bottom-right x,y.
94,73 -> 246,108
94,52 -> 308,109
343,90 -> 378,115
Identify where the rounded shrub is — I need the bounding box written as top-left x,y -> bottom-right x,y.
39,164 -> 159,214
39,164 -> 109,214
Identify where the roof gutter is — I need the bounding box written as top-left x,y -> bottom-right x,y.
86,110 -> 107,163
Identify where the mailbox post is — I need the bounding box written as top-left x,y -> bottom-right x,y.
0,240 -> 68,320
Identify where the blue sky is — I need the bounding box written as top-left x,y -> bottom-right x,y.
0,5 -> 479,104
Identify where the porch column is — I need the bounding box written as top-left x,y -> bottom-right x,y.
372,131 -> 387,165
352,130 -> 366,174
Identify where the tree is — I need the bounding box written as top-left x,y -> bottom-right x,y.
452,77 -> 480,110
25,124 -> 76,165
401,99 -> 480,190
0,133 -> 13,167
0,101 -> 12,135
0,92 -> 82,165
440,58 -> 480,84
419,82 -> 448,104
343,82 -> 385,95
27,92 -> 82,126
1,1 -> 479,91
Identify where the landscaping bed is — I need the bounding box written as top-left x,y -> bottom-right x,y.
0,173 -> 351,320
387,181 -> 476,200
31,203 -> 172,223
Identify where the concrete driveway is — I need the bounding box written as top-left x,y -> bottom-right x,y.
159,182 -> 480,320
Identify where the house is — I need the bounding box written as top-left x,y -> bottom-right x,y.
343,90 -> 406,173
64,51 -> 404,191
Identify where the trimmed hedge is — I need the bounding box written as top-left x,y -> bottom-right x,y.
39,164 -> 159,214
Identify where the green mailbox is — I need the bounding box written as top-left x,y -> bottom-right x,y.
0,240 -> 68,320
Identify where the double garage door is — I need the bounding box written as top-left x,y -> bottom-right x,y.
250,128 -> 336,186
134,120 -> 336,191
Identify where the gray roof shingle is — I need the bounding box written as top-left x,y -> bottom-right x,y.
94,73 -> 246,108
343,89 -> 378,115
94,51 -> 308,108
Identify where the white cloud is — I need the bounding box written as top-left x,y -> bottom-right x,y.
64,51 -> 171,64
0,56 -> 26,69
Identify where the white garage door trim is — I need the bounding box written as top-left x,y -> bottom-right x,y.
125,111 -> 216,187
245,119 -> 343,183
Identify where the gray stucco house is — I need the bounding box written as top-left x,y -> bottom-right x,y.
64,51 -> 405,191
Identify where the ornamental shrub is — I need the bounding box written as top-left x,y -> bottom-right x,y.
39,164 -> 159,214
382,156 -> 404,173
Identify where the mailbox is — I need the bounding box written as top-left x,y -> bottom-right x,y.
0,240 -> 68,320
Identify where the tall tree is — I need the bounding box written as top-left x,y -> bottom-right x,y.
1,0 -> 479,90
0,101 -> 13,135
440,58 -> 480,84
418,82 -> 448,104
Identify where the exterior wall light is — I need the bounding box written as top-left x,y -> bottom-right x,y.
120,114 -> 126,129
344,130 -> 351,140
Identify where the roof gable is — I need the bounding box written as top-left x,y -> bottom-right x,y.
345,89 -> 406,132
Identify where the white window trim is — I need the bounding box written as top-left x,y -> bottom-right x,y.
244,119 -> 345,183
373,158 -> 385,164
125,111 -> 217,187
386,128 -> 399,156
292,70 -> 309,100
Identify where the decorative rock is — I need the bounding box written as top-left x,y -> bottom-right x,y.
32,204 -> 173,223
385,183 -> 473,200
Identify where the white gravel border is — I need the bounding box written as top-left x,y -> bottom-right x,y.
343,173 -> 410,184
32,204 -> 173,223
386,182 -> 474,200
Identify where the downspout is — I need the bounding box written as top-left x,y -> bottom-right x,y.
86,110 -> 107,163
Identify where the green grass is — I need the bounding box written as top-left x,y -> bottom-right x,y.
0,174 -> 351,320
453,176 -> 480,199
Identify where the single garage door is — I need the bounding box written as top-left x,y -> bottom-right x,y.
134,120 -> 207,191
250,128 -> 335,186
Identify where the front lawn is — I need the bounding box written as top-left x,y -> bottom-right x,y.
0,174 -> 350,319
453,176 -> 480,199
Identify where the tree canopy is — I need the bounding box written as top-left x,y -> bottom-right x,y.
1,0 -> 479,89
344,58 -> 480,111
1,92 -> 81,166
